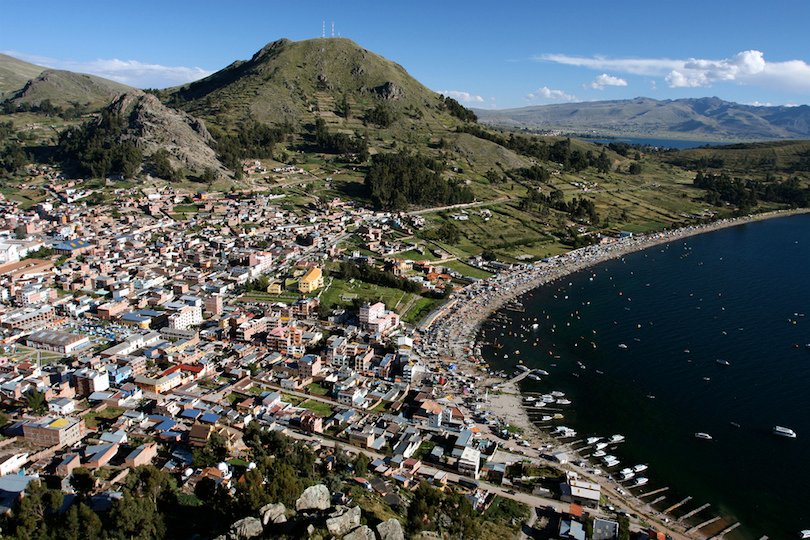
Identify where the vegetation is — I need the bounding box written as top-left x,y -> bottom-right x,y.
365,151 -> 474,209
313,118 -> 368,159
442,95 -> 477,123
57,109 -> 142,178
214,121 -> 290,178
337,261 -> 422,294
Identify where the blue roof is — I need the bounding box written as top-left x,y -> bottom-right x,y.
199,412 -> 220,424
180,409 -> 201,420
0,475 -> 35,494
54,239 -> 91,251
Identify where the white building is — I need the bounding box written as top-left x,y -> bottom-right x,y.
167,305 -> 203,330
0,453 -> 29,476
458,446 -> 481,479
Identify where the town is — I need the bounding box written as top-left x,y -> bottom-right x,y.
0,166 -> 687,540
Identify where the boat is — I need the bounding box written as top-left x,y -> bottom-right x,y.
534,402 -> 546,408
602,455 -> 620,467
592,450 -> 607,458
632,464 -> 648,473
532,323 -> 539,329
634,477 -> 649,486
695,432 -> 713,440
618,343 -> 628,349
585,437 -> 602,445
608,434 -> 625,444
595,442 -> 609,451
524,396 -> 536,402
556,399 -> 572,405
774,426 -> 798,438
551,391 -> 566,397
799,529 -> 810,539
619,468 -> 635,481
528,374 -> 542,381
541,415 -> 552,421
536,369 -> 549,376
716,359 -> 731,366
730,422 -> 741,428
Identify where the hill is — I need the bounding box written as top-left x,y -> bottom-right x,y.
167,37 -> 458,131
664,140 -> 810,174
9,68 -> 133,110
0,53 -> 44,98
475,97 -> 810,141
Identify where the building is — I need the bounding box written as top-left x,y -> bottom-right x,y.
22,416 -> 85,447
0,305 -> 55,331
560,472 -> 601,508
74,368 -> 110,397
359,302 -> 400,335
167,305 -> 203,330
0,453 -> 28,476
593,518 -> 620,540
25,330 -> 90,355
298,267 -> 324,293
53,239 -> 92,257
457,446 -> 481,479
204,295 -> 223,316
15,286 -> 57,307
48,397 -> 76,415
124,443 -> 158,467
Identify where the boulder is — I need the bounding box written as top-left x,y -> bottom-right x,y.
343,525 -> 375,540
295,484 -> 331,511
229,516 -> 263,539
376,519 -> 405,540
326,506 -> 361,536
260,502 -> 287,525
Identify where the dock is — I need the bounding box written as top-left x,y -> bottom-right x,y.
677,503 -> 710,522
663,496 -> 692,514
686,516 -> 721,534
708,522 -> 740,539
650,496 -> 667,505
638,487 -> 669,499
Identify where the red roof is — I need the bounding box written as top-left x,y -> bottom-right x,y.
568,503 -> 583,517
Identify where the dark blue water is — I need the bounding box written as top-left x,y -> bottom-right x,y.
579,136 -> 729,149
482,214 -> 810,539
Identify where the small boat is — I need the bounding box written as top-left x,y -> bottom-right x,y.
695,432 -> 713,440
595,442 -> 609,451
774,426 -> 797,438
608,434 -> 625,444
632,464 -> 648,473
716,359 -> 731,366
593,450 -> 607,458
634,477 -> 649,486
619,468 -> 635,481
524,396 -> 536,402
528,374 -> 542,381
556,399 -> 572,405
799,529 -> 810,539
585,437 -> 602,445
618,343 -> 628,349
534,402 -> 546,408
730,422 -> 741,428
536,370 -> 549,376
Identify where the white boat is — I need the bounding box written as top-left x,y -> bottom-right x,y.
536,369 -> 549,376
634,477 -> 649,486
799,529 -> 810,539
632,464 -> 648,473
619,468 -> 635,481
556,399 -> 572,405
595,442 -> 609,451
585,437 -> 602,445
774,426 -> 797,438
524,396 -> 536,402
541,415 -> 552,421
532,323 -> 539,329
695,432 -> 713,440
528,374 -> 542,381
551,391 -> 566,397
618,343 -> 628,349
541,394 -> 555,403
609,434 -> 626,444
534,402 -> 546,408
592,450 -> 607,458
602,456 -> 620,467
716,359 -> 731,366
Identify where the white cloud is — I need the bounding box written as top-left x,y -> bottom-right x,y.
589,73 -> 628,89
438,90 -> 484,103
538,50 -> 810,92
1,50 -> 212,88
526,86 -> 577,102
747,101 -> 773,107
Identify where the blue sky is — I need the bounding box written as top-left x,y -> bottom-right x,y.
2,0 -> 809,108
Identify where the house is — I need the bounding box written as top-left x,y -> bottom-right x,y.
457,446 -> 481,479
559,519 -> 586,540
26,330 -> 90,355
593,518 -> 620,540
560,471 -> 601,508
0,453 -> 28,476
55,453 -> 81,477
48,397 -> 76,415
125,443 -> 158,467
22,416 -> 85,447
84,443 -> 118,468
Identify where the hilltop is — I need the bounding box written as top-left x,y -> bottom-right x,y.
8,68 -> 133,110
0,53 -> 44,98
476,97 -> 810,141
166,37 -> 459,131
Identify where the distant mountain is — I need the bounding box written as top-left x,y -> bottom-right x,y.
167,37 -> 455,129
475,97 -> 810,141
0,53 -> 44,98
9,68 -> 133,109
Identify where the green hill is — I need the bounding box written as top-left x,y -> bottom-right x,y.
167,37 -> 459,132
0,53 -> 44,98
9,68 -> 133,110
665,140 -> 810,174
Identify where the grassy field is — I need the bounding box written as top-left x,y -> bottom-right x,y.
299,399 -> 333,417
306,382 -> 330,396
320,277 -> 416,313
83,406 -> 125,429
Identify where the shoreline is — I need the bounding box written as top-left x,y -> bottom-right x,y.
419,207 -> 810,539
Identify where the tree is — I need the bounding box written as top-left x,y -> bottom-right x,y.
24,389 -> 47,415
193,431 -> 229,467
151,149 -> 181,181
628,162 -> 642,175
70,467 -> 97,499
109,492 -> 166,539
354,453 -> 370,476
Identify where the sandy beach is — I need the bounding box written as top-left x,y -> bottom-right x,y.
418,207 -> 810,539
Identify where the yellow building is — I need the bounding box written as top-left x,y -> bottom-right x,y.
298,267 -> 324,293
267,281 -> 283,295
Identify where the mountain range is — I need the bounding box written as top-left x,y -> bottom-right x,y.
475,97 -> 810,141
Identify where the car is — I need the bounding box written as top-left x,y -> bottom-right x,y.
504,489 -> 516,495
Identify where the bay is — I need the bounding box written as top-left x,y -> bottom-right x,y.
481,213 -> 810,539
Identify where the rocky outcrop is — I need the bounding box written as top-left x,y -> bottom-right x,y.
373,81 -> 403,101
375,519 -> 405,540
103,92 -> 227,177
295,484 -> 331,511
229,517 -> 263,539
326,506 -> 361,536
343,525 -> 375,540
260,502 -> 287,525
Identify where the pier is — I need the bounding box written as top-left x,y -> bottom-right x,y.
708,522 -> 740,539
677,503 -> 710,522
663,496 -> 692,514
650,496 -> 667,505
638,487 -> 669,499
686,516 -> 721,534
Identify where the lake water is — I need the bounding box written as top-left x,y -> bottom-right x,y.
578,136 -> 729,149
480,213 -> 810,539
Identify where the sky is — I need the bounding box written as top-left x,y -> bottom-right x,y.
2,0 -> 809,109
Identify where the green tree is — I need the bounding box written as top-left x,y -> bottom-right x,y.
24,389 -> 47,415
70,467 -> 96,499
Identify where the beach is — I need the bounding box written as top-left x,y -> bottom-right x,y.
417,207 -> 810,539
